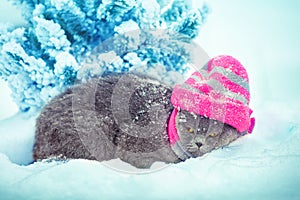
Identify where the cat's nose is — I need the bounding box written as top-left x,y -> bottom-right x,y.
195,142 -> 203,148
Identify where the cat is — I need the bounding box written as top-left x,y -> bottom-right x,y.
33,73 -> 244,169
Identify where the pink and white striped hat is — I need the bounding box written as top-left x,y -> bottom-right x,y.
168,55 -> 255,147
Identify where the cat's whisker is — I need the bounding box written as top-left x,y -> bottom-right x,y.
185,144 -> 194,148
186,148 -> 198,153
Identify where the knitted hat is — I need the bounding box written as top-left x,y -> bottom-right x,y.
168,55 -> 255,149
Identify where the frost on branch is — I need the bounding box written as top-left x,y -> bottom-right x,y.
0,0 -> 209,113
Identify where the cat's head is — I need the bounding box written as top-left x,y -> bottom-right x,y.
175,110 -> 245,158
168,55 -> 255,159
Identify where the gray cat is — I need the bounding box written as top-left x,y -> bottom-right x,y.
33,73 -> 244,169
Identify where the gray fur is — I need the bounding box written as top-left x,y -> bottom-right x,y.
33,73 -> 243,169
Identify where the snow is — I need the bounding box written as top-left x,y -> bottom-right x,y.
0,104 -> 300,199
0,79 -> 18,120
0,113 -> 35,165
1,0 -> 300,199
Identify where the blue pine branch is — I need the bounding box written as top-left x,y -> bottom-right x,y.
1,0 -> 209,113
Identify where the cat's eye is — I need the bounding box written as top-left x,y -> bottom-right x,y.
188,127 -> 194,133
209,133 -> 217,137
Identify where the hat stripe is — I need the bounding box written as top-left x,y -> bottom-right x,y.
209,73 -> 250,102
180,82 -> 207,94
190,75 -> 249,104
185,78 -> 212,94
190,70 -> 207,79
205,79 -> 249,104
207,55 -> 249,81
208,66 -> 249,91
188,69 -> 250,101
173,84 -> 247,111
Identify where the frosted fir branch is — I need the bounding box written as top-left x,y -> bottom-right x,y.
1,0 -> 209,113
0,41 -> 58,112
53,52 -> 79,85
73,0 -> 101,18
156,0 -> 171,9
133,0 -> 161,29
96,0 -> 136,23
33,16 -> 71,57
78,30 -> 191,84
174,10 -> 203,39
50,0 -> 88,46
0,23 -> 77,112
9,0 -> 36,20
162,0 -> 191,23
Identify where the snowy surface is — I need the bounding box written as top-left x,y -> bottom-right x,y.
0,102 -> 300,200
1,0 -> 300,199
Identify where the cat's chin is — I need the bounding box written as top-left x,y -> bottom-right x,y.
188,146 -> 222,157
186,150 -> 204,158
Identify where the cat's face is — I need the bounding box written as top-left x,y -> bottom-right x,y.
176,110 -> 243,157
